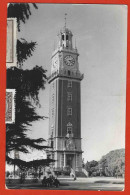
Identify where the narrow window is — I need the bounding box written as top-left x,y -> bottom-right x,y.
67,126 -> 72,134
68,70 -> 70,76
68,80 -> 72,88
62,34 -> 64,40
51,126 -> 54,136
67,122 -> 73,136
67,92 -> 72,101
51,140 -> 54,148
66,35 -> 69,40
67,107 -> 72,116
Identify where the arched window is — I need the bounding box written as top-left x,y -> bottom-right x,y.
67,127 -> 72,134
51,140 -> 54,148
67,122 -> 73,135
62,34 -> 64,40
68,70 -> 70,76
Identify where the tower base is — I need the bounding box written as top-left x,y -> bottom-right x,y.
49,150 -> 83,173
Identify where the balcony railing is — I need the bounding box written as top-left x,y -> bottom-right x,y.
48,70 -> 84,83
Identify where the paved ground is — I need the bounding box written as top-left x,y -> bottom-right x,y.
6,177 -> 124,191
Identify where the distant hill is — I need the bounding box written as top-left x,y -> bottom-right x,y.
85,149 -> 125,177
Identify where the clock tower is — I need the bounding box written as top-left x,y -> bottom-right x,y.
48,23 -> 84,172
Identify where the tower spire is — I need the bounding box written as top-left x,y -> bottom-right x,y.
64,13 -> 67,28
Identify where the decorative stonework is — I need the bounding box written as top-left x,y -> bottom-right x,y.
66,138 -> 75,150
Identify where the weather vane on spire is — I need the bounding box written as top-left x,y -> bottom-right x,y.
64,13 -> 67,28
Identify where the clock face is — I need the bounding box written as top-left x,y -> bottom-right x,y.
64,55 -> 75,66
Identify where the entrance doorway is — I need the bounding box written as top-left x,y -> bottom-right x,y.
66,154 -> 75,169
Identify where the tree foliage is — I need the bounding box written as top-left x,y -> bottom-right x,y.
8,3 -> 38,67
6,65 -> 47,155
8,3 -> 38,31
6,3 -> 51,168
7,66 -> 47,103
6,156 -> 55,170
17,39 -> 37,67
84,149 -> 125,177
85,160 -> 99,177
99,149 -> 125,177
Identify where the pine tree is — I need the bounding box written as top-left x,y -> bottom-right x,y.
6,3 -> 53,168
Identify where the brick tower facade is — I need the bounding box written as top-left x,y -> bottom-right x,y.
48,25 -> 83,172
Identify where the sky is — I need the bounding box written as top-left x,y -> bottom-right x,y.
16,3 -> 127,163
